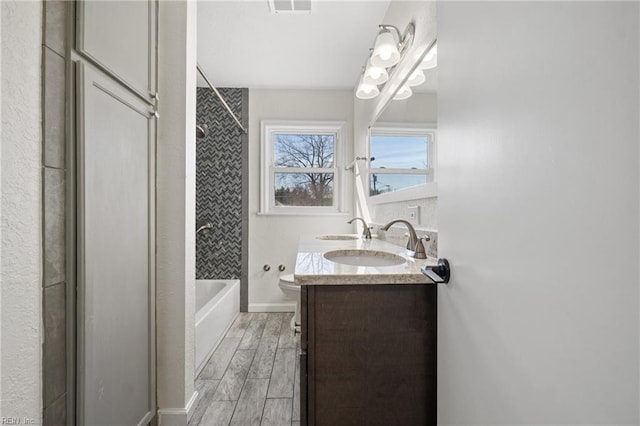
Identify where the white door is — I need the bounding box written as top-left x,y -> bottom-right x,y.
77,63 -> 156,426
437,2 -> 639,424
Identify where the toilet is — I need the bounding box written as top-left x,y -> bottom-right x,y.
278,274 -> 300,330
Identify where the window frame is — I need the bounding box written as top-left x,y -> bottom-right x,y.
260,120 -> 346,215
367,124 -> 438,205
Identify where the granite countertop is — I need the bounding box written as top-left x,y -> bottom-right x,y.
294,234 -> 438,285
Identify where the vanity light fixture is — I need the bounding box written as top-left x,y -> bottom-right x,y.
363,59 -> 389,85
421,42 -> 437,70
355,22 -> 416,100
356,73 -> 380,99
406,68 -> 426,87
371,28 -> 401,67
393,85 -> 412,101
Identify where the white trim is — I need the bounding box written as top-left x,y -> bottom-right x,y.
186,390 -> 199,421
375,121 -> 438,129
257,211 -> 351,217
157,389 -> 198,426
248,302 -> 296,313
370,167 -> 433,175
369,182 -> 438,205
260,120 -> 347,215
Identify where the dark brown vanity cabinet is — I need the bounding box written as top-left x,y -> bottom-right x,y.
300,284 -> 437,426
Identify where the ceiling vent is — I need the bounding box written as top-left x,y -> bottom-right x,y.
268,0 -> 312,14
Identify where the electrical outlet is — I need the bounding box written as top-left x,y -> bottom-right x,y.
407,205 -> 420,224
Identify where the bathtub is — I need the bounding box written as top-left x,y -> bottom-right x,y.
195,279 -> 240,375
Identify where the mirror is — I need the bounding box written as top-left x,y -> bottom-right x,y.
360,31 -> 438,235
367,41 -> 438,203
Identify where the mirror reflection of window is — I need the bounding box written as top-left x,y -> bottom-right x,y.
369,129 -> 435,196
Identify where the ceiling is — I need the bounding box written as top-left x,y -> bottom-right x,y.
196,0 -> 392,89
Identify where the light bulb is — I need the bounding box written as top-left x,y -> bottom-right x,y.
363,63 -> 389,85
393,85 -> 412,101
371,30 -> 400,68
356,82 -> 380,100
406,68 -> 425,87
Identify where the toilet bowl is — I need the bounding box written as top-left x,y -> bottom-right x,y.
278,274 -> 300,330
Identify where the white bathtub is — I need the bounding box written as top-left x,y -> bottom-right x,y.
195,279 -> 240,375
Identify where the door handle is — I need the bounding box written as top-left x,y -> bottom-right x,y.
421,258 -> 450,284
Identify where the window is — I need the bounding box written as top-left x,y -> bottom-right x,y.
261,121 -> 345,214
368,126 -> 437,202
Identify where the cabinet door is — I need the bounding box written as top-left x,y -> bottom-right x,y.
306,285 -> 437,425
76,62 -> 156,426
76,0 -> 157,100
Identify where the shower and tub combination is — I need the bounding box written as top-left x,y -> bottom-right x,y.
194,65 -> 248,374
194,223 -> 240,374
194,222 -> 239,374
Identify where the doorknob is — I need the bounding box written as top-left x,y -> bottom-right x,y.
421,258 -> 450,284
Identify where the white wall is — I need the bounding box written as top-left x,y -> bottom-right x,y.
156,1 -> 198,423
0,0 -> 42,421
438,2 -> 639,424
248,89 -> 354,311
1,5 -> 4,414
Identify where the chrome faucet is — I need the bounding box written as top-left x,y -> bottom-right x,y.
380,219 -> 430,259
347,217 -> 372,239
196,222 -> 213,235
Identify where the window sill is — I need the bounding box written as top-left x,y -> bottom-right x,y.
257,210 -> 351,217
368,182 -> 438,205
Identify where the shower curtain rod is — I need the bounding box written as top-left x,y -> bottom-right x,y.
196,63 -> 248,134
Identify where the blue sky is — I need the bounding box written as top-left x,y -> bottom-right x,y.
370,135 -> 428,169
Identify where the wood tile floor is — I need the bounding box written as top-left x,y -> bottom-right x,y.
190,312 -> 301,426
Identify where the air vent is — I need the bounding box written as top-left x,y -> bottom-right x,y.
268,0 -> 312,13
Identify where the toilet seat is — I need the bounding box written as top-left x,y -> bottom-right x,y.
280,274 -> 295,283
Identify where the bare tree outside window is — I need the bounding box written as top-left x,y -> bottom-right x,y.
273,134 -> 335,206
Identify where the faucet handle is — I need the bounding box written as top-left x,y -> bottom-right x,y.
409,236 -> 429,259
363,226 -> 373,239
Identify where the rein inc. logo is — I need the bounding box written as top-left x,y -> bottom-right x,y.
1,418 -> 35,425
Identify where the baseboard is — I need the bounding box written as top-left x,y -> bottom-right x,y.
157,390 -> 199,426
248,302 -> 296,312
186,390 -> 199,421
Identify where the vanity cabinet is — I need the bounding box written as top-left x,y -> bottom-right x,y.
300,284 -> 437,426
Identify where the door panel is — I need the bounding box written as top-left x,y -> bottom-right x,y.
77,63 -> 156,426
438,2 -> 639,423
77,0 -> 157,100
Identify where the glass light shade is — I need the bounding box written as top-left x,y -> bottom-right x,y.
393,85 -> 412,101
363,63 -> 389,85
371,30 -> 400,68
406,68 -> 425,87
356,82 -> 380,100
421,43 -> 437,69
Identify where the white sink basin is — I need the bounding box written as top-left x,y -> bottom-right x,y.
323,249 -> 406,267
316,235 -> 359,241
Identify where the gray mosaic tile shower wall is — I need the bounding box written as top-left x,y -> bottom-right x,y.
196,87 -> 246,279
